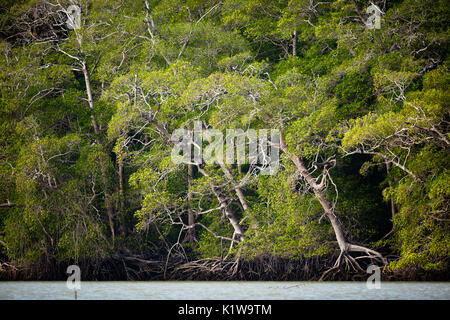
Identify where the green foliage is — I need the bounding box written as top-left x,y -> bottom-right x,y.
0,0 -> 448,276
242,171 -> 332,259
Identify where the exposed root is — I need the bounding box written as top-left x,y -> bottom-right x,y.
170,257 -> 241,280
2,252 -> 447,280
169,254 -> 330,280
320,245 -> 387,281
347,243 -> 387,265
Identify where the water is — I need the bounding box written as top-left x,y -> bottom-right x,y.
1,281 -> 449,300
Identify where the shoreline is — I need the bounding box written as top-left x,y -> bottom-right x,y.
1,255 -> 448,282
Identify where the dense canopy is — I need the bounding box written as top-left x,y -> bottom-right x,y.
0,0 -> 448,279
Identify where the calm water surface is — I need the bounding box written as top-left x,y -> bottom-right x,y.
1,281 -> 449,300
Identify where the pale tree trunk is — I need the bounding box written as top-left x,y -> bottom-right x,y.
185,164 -> 197,243
82,60 -> 115,242
141,116 -> 245,245
55,9 -> 116,243
219,163 -> 258,229
220,164 -> 250,211
279,134 -> 386,268
292,30 -> 297,56
82,62 -> 100,132
210,184 -> 244,243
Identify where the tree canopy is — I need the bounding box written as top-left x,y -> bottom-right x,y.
0,0 -> 448,278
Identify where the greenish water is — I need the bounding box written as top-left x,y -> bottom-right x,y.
1,281 -> 449,300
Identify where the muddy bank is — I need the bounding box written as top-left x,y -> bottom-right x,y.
1,254 -> 449,281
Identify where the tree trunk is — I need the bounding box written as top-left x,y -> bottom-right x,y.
143,114 -> 245,245
219,163 -> 258,229
98,152 -> 115,242
292,30 -> 297,56
186,164 -> 197,243
210,184 -> 244,243
82,60 -> 115,242
119,155 -> 124,199
118,154 -> 128,236
279,134 -> 385,264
